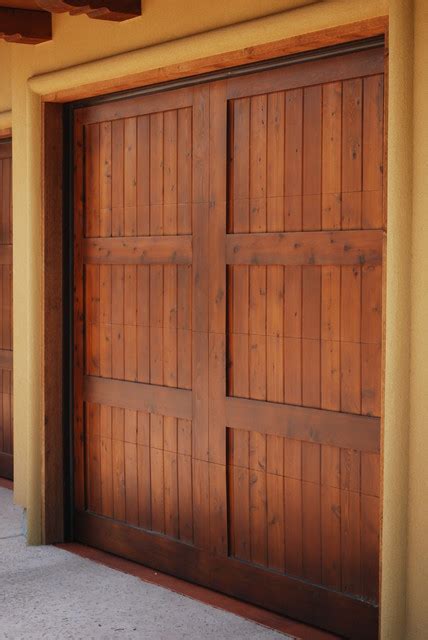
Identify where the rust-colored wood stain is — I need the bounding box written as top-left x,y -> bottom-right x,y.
0,139 -> 13,481
72,46 -> 384,639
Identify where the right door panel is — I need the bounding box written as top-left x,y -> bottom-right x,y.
226,71 -> 383,606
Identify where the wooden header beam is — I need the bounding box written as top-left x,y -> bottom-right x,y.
36,1 -> 141,21
0,0 -> 140,44
0,8 -> 51,44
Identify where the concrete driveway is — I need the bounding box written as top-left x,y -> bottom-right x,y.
0,486 -> 291,640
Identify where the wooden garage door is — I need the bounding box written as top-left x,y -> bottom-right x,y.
73,44 -> 384,639
0,139 -> 13,481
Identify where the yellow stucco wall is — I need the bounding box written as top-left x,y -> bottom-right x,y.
407,0 -> 428,637
0,41 -> 11,129
382,1 -> 413,637
2,0 -> 428,637
0,42 -> 11,115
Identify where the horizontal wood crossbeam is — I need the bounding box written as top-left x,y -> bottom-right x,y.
0,246 -> 12,265
0,8 -> 51,44
227,46 -> 384,100
77,87 -> 193,125
226,230 -> 383,266
84,376 -> 192,420
36,0 -> 141,21
83,235 -> 192,265
226,396 -> 380,453
75,511 -> 379,640
0,350 -> 13,371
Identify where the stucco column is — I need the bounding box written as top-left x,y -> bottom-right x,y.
11,50 -> 43,544
380,0 -> 414,638
406,1 -> 428,637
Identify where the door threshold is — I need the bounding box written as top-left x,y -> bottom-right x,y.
56,542 -> 340,640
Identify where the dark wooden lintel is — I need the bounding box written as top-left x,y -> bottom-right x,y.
36,1 -> 141,21
0,8 -> 51,44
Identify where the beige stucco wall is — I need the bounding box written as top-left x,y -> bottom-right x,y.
2,0 -> 428,637
0,41 -> 11,129
0,41 -> 11,115
381,1 -> 413,638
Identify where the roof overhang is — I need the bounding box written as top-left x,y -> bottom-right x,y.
0,1 -> 141,43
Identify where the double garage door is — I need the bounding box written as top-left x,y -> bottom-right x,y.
72,43 -> 384,639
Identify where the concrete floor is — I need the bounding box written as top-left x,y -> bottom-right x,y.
0,487 -> 291,640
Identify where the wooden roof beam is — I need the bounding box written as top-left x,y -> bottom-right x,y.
0,8 -> 52,44
36,1 -> 141,21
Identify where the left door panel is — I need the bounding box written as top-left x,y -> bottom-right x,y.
0,139 -> 13,480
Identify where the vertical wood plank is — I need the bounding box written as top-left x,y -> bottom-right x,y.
112,407 -> 126,522
284,267 -> 302,405
302,442 -> 321,583
321,445 -> 341,590
284,438 -> 302,577
124,117 -> 137,237
342,79 -> 362,229
178,453 -> 193,544
341,265 -> 362,414
164,449 -> 179,538
151,445 -> 165,534
137,115 -> 150,236
302,266 -> 321,408
321,265 -> 341,411
362,75 -> 384,230
111,120 -> 124,237
99,121 -> 112,238
303,85 -> 322,231
322,82 -> 342,230
100,406 -> 113,518
85,123 -> 100,238
284,89 -> 303,231
124,440 -> 139,526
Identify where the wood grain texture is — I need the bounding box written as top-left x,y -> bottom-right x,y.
83,235 -> 192,264
226,230 -> 383,266
226,397 -> 380,453
0,140 -> 12,481
84,376 -> 192,420
73,43 -> 384,639
225,46 -> 383,620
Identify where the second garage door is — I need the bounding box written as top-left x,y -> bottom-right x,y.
72,43 -> 384,639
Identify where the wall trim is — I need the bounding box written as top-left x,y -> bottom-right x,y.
0,110 -> 12,135
30,15 -> 387,104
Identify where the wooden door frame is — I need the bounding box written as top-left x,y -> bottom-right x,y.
41,14 -> 388,577
0,133 -> 13,481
